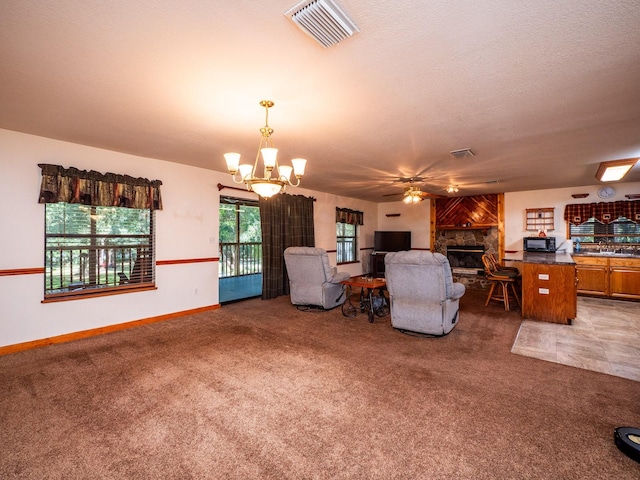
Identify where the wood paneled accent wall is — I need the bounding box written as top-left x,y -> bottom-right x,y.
435,194 -> 499,229
430,193 -> 505,261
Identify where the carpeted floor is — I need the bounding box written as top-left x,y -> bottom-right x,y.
1,289 -> 639,479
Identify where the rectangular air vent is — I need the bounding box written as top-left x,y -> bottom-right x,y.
449,148 -> 475,158
285,0 -> 359,48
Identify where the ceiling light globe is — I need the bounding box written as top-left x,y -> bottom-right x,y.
224,152 -> 241,173
238,164 -> 253,180
250,181 -> 283,198
261,148 -> 278,169
291,158 -> 307,177
278,165 -> 293,181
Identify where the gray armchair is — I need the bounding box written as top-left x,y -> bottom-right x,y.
384,250 -> 466,336
284,247 -> 351,309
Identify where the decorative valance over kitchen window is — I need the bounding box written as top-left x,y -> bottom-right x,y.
564,200 -> 640,225
38,164 -> 163,210
336,207 -> 364,226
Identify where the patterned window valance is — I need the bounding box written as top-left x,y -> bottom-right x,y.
336,207 -> 364,226
38,164 -> 163,210
564,200 -> 640,225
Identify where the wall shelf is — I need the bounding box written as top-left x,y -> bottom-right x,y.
525,208 -> 554,232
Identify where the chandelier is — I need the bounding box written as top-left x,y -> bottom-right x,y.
224,100 -> 306,198
402,186 -> 425,204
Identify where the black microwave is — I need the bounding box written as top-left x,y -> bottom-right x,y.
523,236 -> 556,252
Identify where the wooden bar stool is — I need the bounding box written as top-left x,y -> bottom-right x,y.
482,254 -> 521,311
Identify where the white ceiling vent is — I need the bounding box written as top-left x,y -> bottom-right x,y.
285,0 -> 359,48
449,148 -> 475,158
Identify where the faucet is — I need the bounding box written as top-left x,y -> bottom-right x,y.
598,241 -> 603,253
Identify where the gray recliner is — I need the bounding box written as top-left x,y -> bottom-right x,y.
284,247 -> 351,309
384,250 -> 466,336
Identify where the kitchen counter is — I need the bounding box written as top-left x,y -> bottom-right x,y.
572,251 -> 640,259
504,251 -> 575,265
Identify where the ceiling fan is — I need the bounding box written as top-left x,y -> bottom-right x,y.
382,176 -> 444,202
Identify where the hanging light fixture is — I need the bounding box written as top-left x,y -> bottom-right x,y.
224,100 -> 306,198
446,185 -> 459,193
402,186 -> 425,204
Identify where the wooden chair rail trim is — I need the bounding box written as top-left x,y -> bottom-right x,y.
0,268 -> 45,276
157,257 -> 218,265
0,304 -> 221,356
0,259 -> 219,277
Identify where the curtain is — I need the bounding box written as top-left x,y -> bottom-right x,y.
564,200 -> 639,225
38,164 -> 163,210
260,193 -> 315,300
336,207 -> 364,225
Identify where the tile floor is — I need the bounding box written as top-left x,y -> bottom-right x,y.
512,296 -> 640,381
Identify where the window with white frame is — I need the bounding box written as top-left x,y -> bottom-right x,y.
335,207 -> 364,264
336,222 -> 357,263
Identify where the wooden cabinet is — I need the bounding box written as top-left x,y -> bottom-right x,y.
573,256 -> 608,296
574,256 -> 640,300
525,208 -> 554,232
522,262 -> 577,324
609,258 -> 640,299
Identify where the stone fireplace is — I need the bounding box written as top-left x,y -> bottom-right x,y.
434,194 -> 501,290
434,227 -> 499,289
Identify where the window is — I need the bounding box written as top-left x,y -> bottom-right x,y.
570,216 -> 640,244
336,222 -> 357,263
44,203 -> 155,300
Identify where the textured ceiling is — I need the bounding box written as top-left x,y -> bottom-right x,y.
1,0 -> 640,202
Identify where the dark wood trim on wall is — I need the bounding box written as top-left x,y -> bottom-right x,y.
157,257 -> 218,265
0,304 -> 221,356
1,259 -> 218,277
0,267 -> 45,276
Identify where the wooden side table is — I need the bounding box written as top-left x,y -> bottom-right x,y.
341,275 -> 389,323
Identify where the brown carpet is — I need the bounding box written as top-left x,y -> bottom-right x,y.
1,289 -> 639,479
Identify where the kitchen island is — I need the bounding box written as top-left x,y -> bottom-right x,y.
505,252 -> 577,324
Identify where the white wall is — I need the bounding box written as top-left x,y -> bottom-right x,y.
0,129 -> 379,347
377,200 -> 431,250
505,182 -> 640,252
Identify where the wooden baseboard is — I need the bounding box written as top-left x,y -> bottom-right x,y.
0,304 -> 220,356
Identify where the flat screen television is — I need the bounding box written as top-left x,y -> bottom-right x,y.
374,231 -> 411,252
